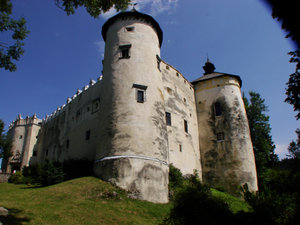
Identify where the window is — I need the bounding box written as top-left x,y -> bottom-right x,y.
119,44 -> 131,59
126,26 -> 134,32
86,130 -> 91,140
217,132 -> 225,141
179,144 -> 182,152
215,102 -> 222,116
133,84 -> 147,103
137,90 -> 144,103
156,54 -> 161,71
184,120 -> 188,133
66,139 -> 69,149
92,99 -> 100,113
165,112 -> 171,126
46,149 -> 49,156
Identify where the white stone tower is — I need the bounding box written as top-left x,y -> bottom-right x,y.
192,60 -> 258,195
94,9 -> 169,203
1,114 -> 41,173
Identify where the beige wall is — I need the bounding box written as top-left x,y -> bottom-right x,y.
194,75 -> 258,194
94,18 -> 169,203
161,61 -> 202,177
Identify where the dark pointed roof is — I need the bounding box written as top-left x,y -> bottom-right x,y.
102,9 -> 163,47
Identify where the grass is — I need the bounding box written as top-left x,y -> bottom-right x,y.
0,177 -> 251,224
211,188 -> 251,213
0,177 -> 171,225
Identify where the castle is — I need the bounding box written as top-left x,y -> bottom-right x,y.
1,9 -> 258,203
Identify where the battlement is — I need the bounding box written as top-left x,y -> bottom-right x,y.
9,113 -> 42,129
42,75 -> 103,124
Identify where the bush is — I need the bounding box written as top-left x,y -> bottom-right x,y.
22,159 -> 93,186
8,171 -> 25,184
163,173 -> 233,225
169,164 -> 184,190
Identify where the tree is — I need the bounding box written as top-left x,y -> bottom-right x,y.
55,0 -> 131,18
1,0 -> 131,72
287,128 -> 300,159
0,119 -> 12,160
0,0 -> 29,72
285,50 -> 300,120
243,91 -> 277,188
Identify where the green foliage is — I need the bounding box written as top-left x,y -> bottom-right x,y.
8,171 -> 25,184
168,164 -> 184,191
287,128 -> 300,159
21,159 -> 93,186
243,91 -> 278,188
0,119 -> 12,160
285,50 -> 300,120
55,0 -> 131,18
0,0 -> 29,72
163,173 -> 233,225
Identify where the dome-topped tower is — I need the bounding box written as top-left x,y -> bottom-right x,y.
192,62 -> 258,195
94,10 -> 169,203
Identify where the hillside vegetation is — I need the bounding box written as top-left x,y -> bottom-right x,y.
0,176 -> 250,225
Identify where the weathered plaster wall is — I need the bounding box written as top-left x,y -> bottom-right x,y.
194,75 -> 258,194
33,80 -> 103,164
94,18 -> 169,203
161,61 -> 202,177
2,117 -> 41,173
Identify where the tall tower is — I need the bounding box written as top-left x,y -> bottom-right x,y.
94,9 -> 169,203
2,114 -> 41,173
192,60 -> 258,195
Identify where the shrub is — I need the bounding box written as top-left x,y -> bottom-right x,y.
163,173 -> 233,225
169,164 -> 184,190
8,171 -> 25,184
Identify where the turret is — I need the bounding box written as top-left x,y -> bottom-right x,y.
94,9 -> 169,203
192,61 -> 258,195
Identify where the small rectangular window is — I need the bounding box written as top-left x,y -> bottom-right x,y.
126,26 -> 134,32
179,144 -> 182,152
119,44 -> 131,59
137,90 -> 144,103
184,120 -> 188,133
215,102 -> 222,116
217,132 -> 224,141
166,112 -> 171,125
86,130 -> 91,140
66,139 -> 69,148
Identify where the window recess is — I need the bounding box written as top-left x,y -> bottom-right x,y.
119,44 -> 131,59
132,84 -> 148,103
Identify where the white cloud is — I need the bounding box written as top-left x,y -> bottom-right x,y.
135,0 -> 179,16
275,144 -> 289,160
94,40 -> 105,57
100,0 -> 179,18
100,7 -> 118,19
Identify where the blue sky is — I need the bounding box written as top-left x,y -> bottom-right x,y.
0,0 -> 298,163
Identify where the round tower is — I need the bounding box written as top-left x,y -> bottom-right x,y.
192,60 -> 258,195
94,10 -> 169,203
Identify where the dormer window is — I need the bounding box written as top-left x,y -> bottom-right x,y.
119,44 -> 131,59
